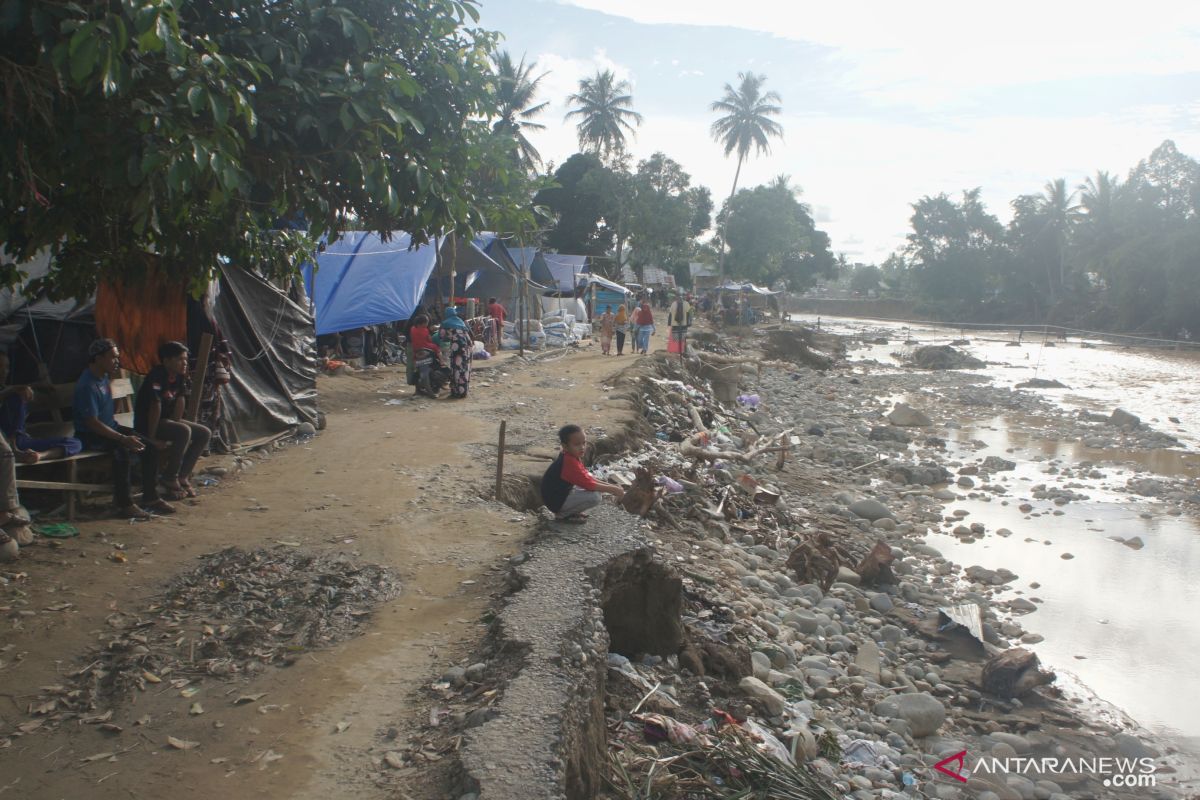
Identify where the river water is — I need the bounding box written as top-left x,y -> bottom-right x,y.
794,314 -> 1200,768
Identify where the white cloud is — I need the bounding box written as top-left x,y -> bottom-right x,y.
525,2 -> 1200,262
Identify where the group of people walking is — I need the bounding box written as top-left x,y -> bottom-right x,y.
597,292 -> 694,357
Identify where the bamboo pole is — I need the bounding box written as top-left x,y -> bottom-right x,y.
495,420 -> 506,499
186,332 -> 214,422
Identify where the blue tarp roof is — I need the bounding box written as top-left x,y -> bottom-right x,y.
303,232 -> 438,335
543,254 -> 589,293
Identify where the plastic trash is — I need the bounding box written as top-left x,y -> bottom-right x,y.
656,476 -> 684,494
737,393 -> 761,408
743,719 -> 794,765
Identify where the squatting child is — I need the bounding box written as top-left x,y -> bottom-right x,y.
540,424 -> 624,522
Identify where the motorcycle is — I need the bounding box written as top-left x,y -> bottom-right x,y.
412,348 -> 449,396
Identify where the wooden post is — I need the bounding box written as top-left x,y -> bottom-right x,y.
186,333 -> 214,422
495,420 -> 506,500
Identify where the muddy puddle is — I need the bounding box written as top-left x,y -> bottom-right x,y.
803,314 -> 1200,767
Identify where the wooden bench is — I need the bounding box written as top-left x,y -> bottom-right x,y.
15,377 -> 135,520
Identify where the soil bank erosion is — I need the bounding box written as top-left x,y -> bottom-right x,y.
428,325 -> 1195,800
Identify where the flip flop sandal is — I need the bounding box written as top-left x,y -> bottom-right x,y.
36,523 -> 80,539
158,482 -> 188,501
146,500 -> 177,515
118,505 -> 152,521
179,482 -> 198,498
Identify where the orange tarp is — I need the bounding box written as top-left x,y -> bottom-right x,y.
94,268 -> 187,376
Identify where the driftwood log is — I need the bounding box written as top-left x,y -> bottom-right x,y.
981,647 -> 1056,699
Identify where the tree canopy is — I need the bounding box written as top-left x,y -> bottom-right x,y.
720,180 -> 834,289
887,140 -> 1200,337
0,0 -> 513,297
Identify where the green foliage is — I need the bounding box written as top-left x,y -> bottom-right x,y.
889,140 -> 1200,337
535,152 -> 622,257
719,181 -> 835,290
1,0 -> 514,298
848,264 -> 882,295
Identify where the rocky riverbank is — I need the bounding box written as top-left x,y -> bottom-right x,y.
583,328 -> 1196,799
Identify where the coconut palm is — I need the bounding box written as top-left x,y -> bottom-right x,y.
710,72 -> 783,278
492,51 -> 550,169
1038,178 -> 1081,299
564,69 -> 643,160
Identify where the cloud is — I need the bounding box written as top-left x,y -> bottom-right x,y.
513,1 -> 1200,263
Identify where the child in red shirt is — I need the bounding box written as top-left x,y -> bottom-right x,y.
540,424 -> 624,522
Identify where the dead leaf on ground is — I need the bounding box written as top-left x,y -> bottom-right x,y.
334,721 -> 350,734
167,736 -> 199,750
82,751 -> 116,763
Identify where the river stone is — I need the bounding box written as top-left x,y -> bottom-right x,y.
869,593 -> 894,613
873,692 -> 946,737
1108,408 -> 1141,429
888,403 -> 933,427
739,676 -> 787,716
785,610 -> 820,634
849,498 -> 893,521
750,651 -> 772,679
1009,598 -> 1038,613
836,566 -> 862,586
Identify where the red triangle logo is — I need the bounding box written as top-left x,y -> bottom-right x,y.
934,750 -> 969,783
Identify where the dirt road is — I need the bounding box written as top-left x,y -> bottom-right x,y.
0,335 -> 658,799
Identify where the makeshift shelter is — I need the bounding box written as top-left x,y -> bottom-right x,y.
579,273 -> 632,319
210,265 -> 319,446
0,248 -> 316,449
0,249 -> 95,385
542,254 -> 589,294
303,232 -> 438,335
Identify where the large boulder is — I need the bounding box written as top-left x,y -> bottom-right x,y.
1108,408 -> 1141,429
739,676 -> 787,716
849,498 -> 893,521
873,692 -> 946,737
888,403 -> 933,427
909,345 -> 985,370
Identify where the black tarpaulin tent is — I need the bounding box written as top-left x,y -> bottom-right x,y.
209,265 -> 319,447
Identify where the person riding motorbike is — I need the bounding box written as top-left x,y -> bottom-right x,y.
406,314 -> 449,396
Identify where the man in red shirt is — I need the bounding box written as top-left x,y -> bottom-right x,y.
487,297 -> 506,349
540,424 -> 624,522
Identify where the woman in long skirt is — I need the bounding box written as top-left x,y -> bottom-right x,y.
439,307 -> 472,399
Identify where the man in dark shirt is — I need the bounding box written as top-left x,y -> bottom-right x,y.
540,424 -> 624,522
74,338 -> 162,518
134,341 -> 211,500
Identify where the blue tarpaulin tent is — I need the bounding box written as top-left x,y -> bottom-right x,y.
303,232 -> 437,335
543,254 -> 589,293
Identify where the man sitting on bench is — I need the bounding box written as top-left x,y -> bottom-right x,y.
74,339 -> 170,519
134,341 -> 210,500
0,349 -> 82,463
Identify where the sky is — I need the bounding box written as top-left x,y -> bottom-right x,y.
477,0 -> 1200,264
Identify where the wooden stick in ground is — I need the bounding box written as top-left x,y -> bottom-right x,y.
495,420 -> 506,499
186,332 -> 214,422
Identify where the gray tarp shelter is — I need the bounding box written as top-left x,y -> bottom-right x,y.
0,248 -> 317,448
210,264 -> 318,446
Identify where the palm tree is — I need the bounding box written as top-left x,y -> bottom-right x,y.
564,70 -> 643,160
492,51 -> 550,169
1077,170 -> 1121,283
710,72 -> 783,279
1038,178 -> 1081,300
